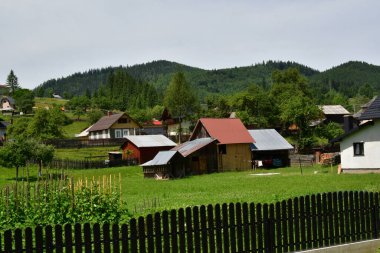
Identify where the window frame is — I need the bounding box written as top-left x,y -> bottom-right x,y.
353,142 -> 364,156
115,129 -> 122,139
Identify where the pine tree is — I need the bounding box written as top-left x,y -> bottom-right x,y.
6,70 -> 20,95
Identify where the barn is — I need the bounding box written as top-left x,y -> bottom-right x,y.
189,118 -> 254,171
121,135 -> 177,164
141,137 -> 217,178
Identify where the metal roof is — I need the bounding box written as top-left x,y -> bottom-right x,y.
248,129 -> 293,151
125,135 -> 177,148
75,125 -> 93,138
171,138 -> 216,157
320,105 -> 350,115
190,118 -> 254,144
141,150 -> 178,166
359,96 -> 380,120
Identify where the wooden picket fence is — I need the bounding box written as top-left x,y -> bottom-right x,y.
1,191 -> 379,252
49,158 -> 138,170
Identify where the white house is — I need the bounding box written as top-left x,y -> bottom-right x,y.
336,96 -> 380,173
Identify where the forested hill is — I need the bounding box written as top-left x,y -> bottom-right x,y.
34,60 -> 380,99
310,61 -> 380,97
34,60 -> 318,98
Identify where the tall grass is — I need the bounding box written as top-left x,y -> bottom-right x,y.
0,174 -> 129,230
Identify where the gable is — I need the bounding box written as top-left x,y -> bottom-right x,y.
89,113 -> 141,132
190,118 -> 254,144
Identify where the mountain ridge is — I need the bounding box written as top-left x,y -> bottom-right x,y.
34,60 -> 380,99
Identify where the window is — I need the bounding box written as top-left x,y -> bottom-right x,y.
123,129 -> 129,137
353,142 -> 364,156
219,144 -> 227,154
115,129 -> 122,138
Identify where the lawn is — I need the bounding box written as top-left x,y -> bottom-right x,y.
1,164 -> 380,218
54,146 -> 121,160
66,165 -> 380,217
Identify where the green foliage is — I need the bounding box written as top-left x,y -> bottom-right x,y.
13,88 -> 35,113
0,178 -> 129,230
315,122 -> 345,141
66,95 -> 91,120
164,72 -> 198,120
6,70 -> 20,95
8,107 -> 71,140
87,109 -> 105,124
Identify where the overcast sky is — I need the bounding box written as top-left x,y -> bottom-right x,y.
1,0 -> 379,89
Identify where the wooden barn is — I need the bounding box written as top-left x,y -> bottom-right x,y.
248,129 -> 293,168
141,137 -> 217,178
121,135 -> 177,164
189,118 -> 254,171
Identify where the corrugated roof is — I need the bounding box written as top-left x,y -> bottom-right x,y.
359,96 -> 380,120
190,118 -> 254,144
125,135 -> 177,148
141,150 -> 178,166
171,137 -> 216,157
320,105 -> 350,115
248,129 -> 293,151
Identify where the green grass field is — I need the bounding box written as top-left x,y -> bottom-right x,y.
1,164 -> 380,218
54,146 -> 121,159
67,165 -> 380,217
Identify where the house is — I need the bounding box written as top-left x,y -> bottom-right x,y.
140,119 -> 166,135
0,96 -> 16,114
248,129 -> 293,168
121,135 -> 177,164
319,105 -> 351,125
141,137 -> 217,178
334,96 -> 380,173
189,118 -> 254,171
160,108 -> 192,142
87,112 -> 141,140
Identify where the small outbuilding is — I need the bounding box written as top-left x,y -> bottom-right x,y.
248,129 -> 293,168
121,135 -> 177,164
141,137 -> 217,178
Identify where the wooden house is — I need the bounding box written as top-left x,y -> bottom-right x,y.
189,118 -> 254,171
319,105 -> 351,125
121,135 -> 177,164
248,129 -> 293,168
334,96 -> 380,173
87,112 -> 141,140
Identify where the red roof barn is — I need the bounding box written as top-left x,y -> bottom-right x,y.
190,118 -> 254,171
121,135 -> 177,164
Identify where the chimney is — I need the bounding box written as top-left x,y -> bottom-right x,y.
343,115 -> 353,133
107,111 -> 112,117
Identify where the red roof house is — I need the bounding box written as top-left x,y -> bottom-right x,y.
190,118 -> 255,171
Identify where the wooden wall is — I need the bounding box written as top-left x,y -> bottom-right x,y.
218,144 -> 252,171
